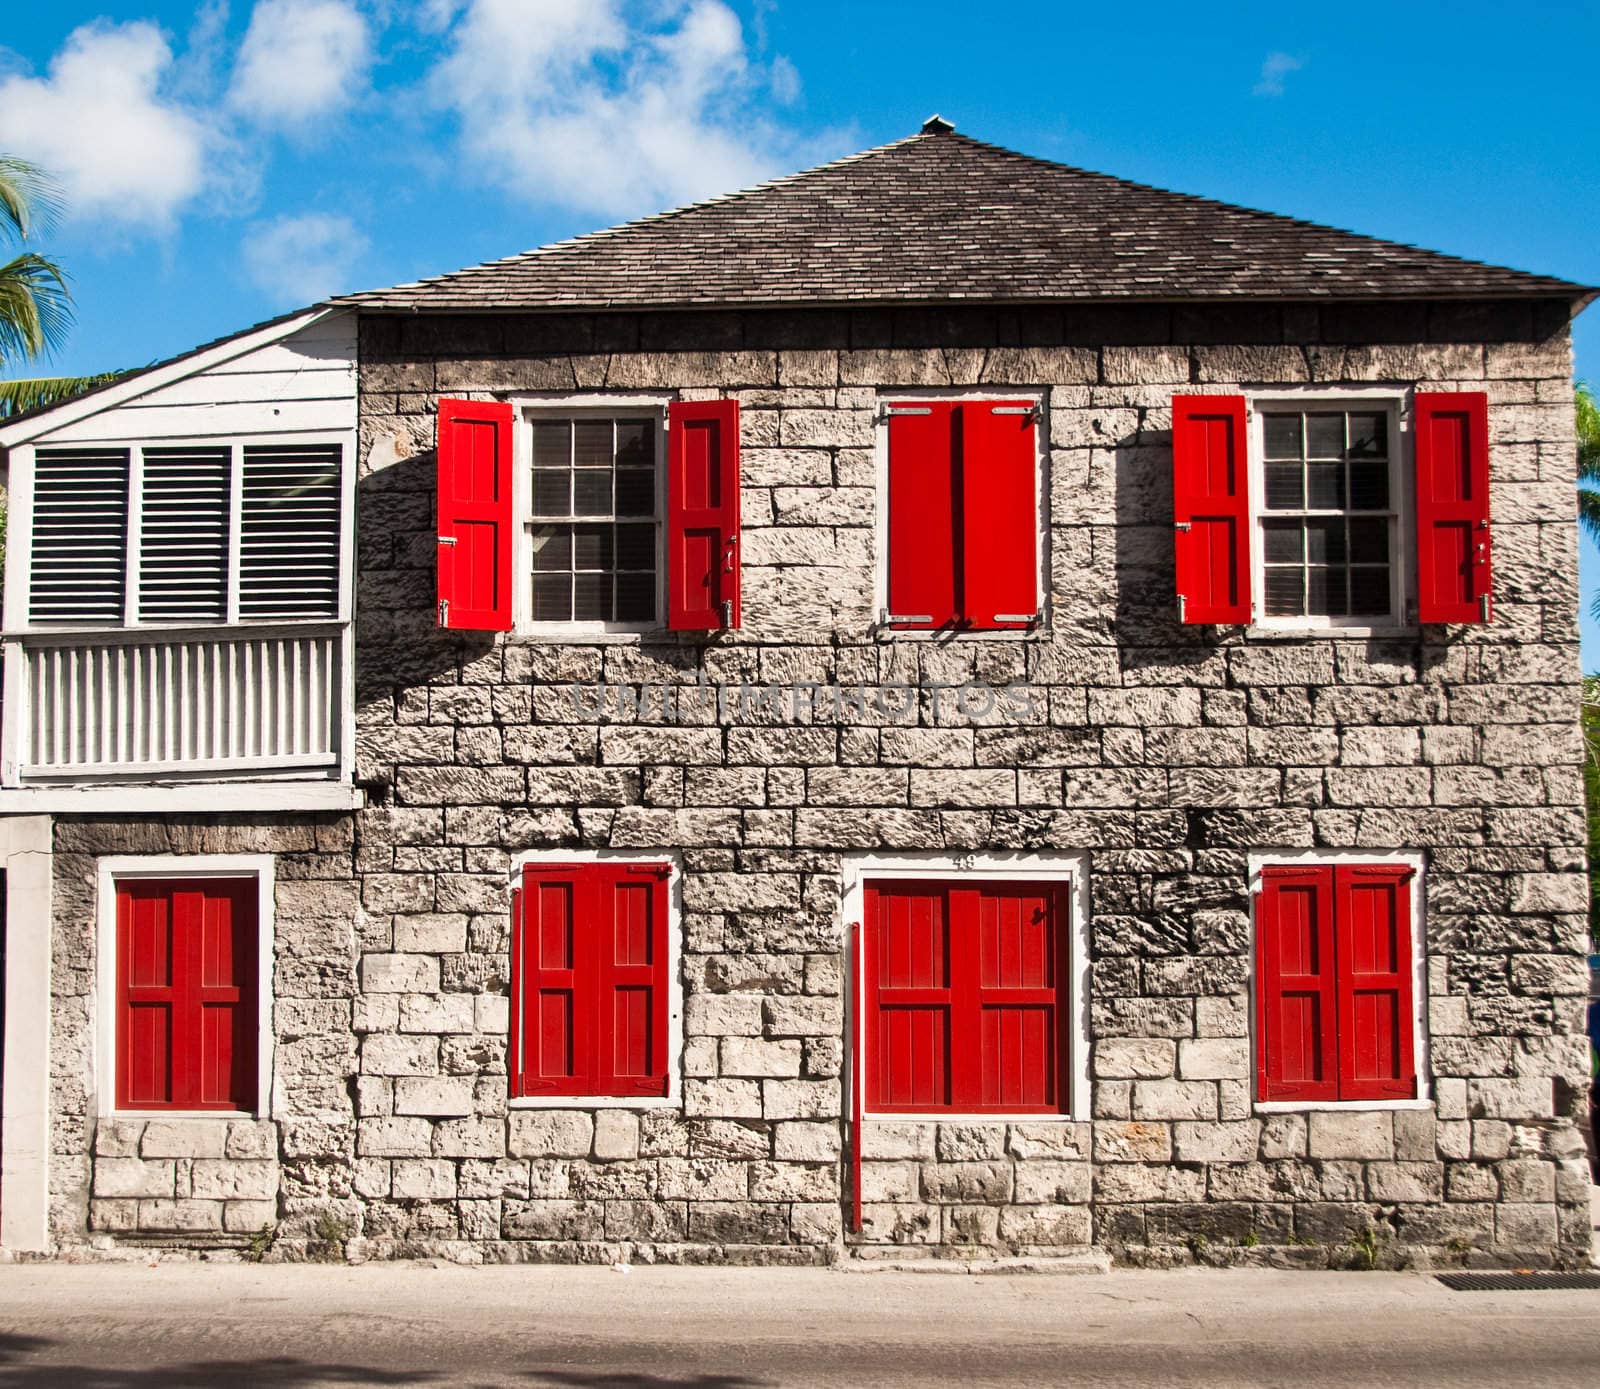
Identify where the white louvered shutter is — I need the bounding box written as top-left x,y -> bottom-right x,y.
239,444 -> 342,618
138,446 -> 230,621
29,448 -> 130,623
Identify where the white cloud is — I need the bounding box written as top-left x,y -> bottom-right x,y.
0,22 -> 227,231
769,54 -> 800,107
230,0 -> 372,131
1253,51 -> 1303,98
429,0 -> 803,220
242,212 -> 370,303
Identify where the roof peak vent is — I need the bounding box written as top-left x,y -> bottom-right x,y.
920,114 -> 955,135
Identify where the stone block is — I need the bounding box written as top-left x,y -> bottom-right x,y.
93,1120 -> 143,1158
1094,1121 -> 1173,1163
361,954 -> 441,994
1013,1160 -> 1092,1204
860,1122 -> 935,1160
720,1037 -> 803,1078
1469,1077 -> 1554,1120
223,1200 -> 278,1234
434,1117 -> 506,1158
1131,1079 -> 1217,1121
394,1077 -> 475,1116
503,1199 -> 605,1241
1365,1161 -> 1443,1202
391,1159 -> 458,1200
593,1110 -> 641,1162
1307,1110 -> 1394,1160
1093,1038 -> 1175,1079
936,1124 -> 1006,1161
761,1078 -> 839,1120
685,993 -> 764,1036
505,1107 -> 595,1158
361,1034 -> 439,1077
1176,1038 -> 1249,1081
93,1158 -> 176,1199
189,1161 -> 279,1201
1173,1120 -> 1259,1163
357,1117 -> 435,1157
140,1121 -> 227,1159
136,1200 -> 223,1233
226,1122 -> 277,1161
774,1122 -> 841,1163
398,993 -> 476,1034
920,1161 -> 1011,1203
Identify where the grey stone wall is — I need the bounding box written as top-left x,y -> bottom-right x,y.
46,299 -> 1593,1266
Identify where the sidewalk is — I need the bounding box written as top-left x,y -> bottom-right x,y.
0,1261 -> 1596,1387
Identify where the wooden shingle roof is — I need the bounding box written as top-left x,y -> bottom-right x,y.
338,126 -> 1591,312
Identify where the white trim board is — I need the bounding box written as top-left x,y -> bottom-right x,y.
839,851 -> 1092,1124
1246,849 -> 1431,1113
1,815 -> 52,1251
94,855 -> 277,1121
0,784 -> 362,814
505,849 -> 685,1110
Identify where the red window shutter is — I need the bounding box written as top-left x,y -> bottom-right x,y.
667,400 -> 740,630
512,862 -> 672,1099
865,879 -> 1069,1115
1334,866 -> 1417,1101
117,878 -> 256,1112
436,398 -> 514,631
1256,866 -> 1338,1102
1414,392 -> 1491,624
594,865 -> 671,1097
965,883 -> 1067,1111
886,403 -> 959,629
961,403 -> 1039,630
1172,395 -> 1251,624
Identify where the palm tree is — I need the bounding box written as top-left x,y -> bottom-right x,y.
1581,381 -> 1600,541
0,156 -> 122,419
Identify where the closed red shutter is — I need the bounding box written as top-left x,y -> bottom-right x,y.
117,878 -> 256,1111
962,402 -> 1039,630
667,399 -> 740,630
1334,866 -> 1417,1101
886,403 -> 959,629
1256,866 -> 1338,1102
594,865 -> 671,1097
1414,392 -> 1491,624
512,862 -> 671,1099
1172,394 -> 1251,624
865,879 -> 1068,1114
436,398 -> 515,631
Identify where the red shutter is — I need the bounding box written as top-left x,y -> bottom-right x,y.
436,398 -> 514,631
961,402 -> 1039,630
117,878 -> 256,1112
594,865 -> 671,1097
886,403 -> 959,629
1414,392 -> 1491,624
667,399 -> 740,630
1172,394 -> 1251,624
967,882 -> 1068,1111
865,879 -> 1069,1115
512,865 -> 589,1097
1256,866 -> 1338,1102
1334,866 -> 1417,1101
512,862 -> 671,1099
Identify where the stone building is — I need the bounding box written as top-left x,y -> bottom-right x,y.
0,121 -> 1594,1267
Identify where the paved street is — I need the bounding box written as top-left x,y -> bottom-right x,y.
0,1261 -> 1595,1387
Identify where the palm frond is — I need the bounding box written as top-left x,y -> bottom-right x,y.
0,157 -> 62,244
1578,381 -> 1600,482
0,252 -> 73,364
1580,485 -> 1600,551
0,370 -> 126,420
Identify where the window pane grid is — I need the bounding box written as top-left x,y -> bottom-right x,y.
528,416 -> 658,623
1260,409 -> 1394,620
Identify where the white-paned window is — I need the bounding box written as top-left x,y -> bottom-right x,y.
27,442 -> 343,626
525,413 -> 662,628
1253,404 -> 1404,626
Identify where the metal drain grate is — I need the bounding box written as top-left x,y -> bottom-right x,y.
1437,1272 -> 1600,1291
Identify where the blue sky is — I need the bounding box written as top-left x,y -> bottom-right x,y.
4,1 -> 1599,656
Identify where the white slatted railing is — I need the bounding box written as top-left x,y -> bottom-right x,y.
20,625 -> 342,776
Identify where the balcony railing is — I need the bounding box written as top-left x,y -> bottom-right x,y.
16,623 -> 343,778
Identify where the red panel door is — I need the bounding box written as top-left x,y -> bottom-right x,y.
1172,395 -> 1251,624
1414,392 -> 1491,624
864,882 -> 953,1110
961,403 -> 1039,630
1256,866 -> 1338,1102
436,398 -> 515,631
667,400 -> 740,630
886,403 -> 959,629
1335,866 -> 1416,1101
513,866 -> 586,1096
117,878 -> 256,1112
966,883 -> 1067,1111
595,866 -> 671,1097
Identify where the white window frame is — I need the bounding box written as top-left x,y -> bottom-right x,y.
841,851 -> 1091,1123
94,854 -> 276,1121
511,394 -> 670,639
506,848 -> 684,1110
871,388 -> 1050,640
1247,849 -> 1431,1113
1247,388 -> 1412,636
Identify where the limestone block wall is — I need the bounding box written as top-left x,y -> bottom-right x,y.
42,298 -> 1594,1266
